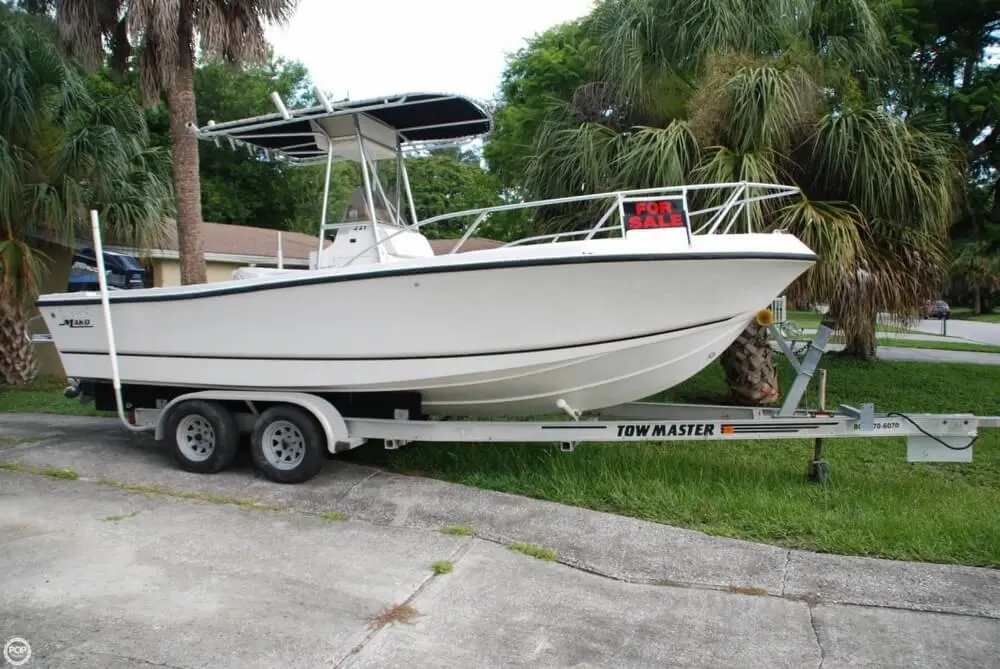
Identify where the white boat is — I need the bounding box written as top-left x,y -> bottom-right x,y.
35,90 -> 817,418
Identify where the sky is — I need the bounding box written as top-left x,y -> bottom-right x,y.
264,0 -> 596,104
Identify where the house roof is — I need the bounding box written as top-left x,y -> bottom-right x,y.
141,220 -> 505,265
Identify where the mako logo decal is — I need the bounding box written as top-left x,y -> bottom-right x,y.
616,423 -> 716,438
59,317 -> 93,328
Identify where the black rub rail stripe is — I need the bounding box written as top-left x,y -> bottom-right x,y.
55,316 -> 735,362
727,422 -> 841,430
36,251 -> 818,307
539,422 -> 843,432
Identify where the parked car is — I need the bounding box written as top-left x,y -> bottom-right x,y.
923,299 -> 951,319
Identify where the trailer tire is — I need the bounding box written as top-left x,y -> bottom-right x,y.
165,400 -> 240,474
250,405 -> 326,484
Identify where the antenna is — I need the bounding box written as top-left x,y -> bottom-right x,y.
314,86 -> 333,112
270,91 -> 292,119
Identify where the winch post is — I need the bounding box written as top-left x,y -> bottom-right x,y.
759,308 -> 835,417
777,322 -> 833,417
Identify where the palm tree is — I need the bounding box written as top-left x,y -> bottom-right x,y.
0,5 -> 173,385
519,0 -> 963,403
53,0 -> 299,285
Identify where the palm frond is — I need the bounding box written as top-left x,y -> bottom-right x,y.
689,59 -> 819,154
197,0 -> 298,66
2,7 -> 173,303
803,109 -> 962,235
616,122 -> 700,188
0,135 -> 27,229
526,115 -> 627,198
0,239 -> 46,307
688,146 -> 788,230
800,0 -> 897,89
54,0 -> 113,71
771,197 -> 867,305
587,0 -> 666,112
0,7 -> 88,139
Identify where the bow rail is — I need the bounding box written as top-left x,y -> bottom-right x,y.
341,180 -> 803,266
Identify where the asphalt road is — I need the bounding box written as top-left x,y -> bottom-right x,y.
2,413 -> 999,669
908,317 -> 1000,345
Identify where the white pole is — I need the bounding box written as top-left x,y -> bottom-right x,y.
277,231 -> 284,269
316,142 -> 334,267
398,145 -> 418,228
90,210 -> 148,433
355,115 -> 384,262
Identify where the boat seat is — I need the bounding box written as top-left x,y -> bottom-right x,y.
379,226 -> 436,260
231,267 -> 308,281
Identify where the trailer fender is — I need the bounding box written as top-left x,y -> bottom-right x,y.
153,390 -> 354,453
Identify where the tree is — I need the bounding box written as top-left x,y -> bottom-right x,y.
79,47 -> 335,236
54,0 -> 299,285
192,51 -> 332,234
483,18 -> 598,190
950,236 -> 1000,312
397,152 -> 529,241
891,0 -> 1000,313
513,0 -> 964,402
0,4 -> 172,384
360,149 -> 529,243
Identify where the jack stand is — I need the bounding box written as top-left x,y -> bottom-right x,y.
809,438 -> 830,483
556,400 -> 581,452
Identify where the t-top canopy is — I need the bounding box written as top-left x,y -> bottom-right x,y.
194,92 -> 493,164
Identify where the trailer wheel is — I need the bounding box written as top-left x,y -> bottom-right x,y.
165,400 -> 240,474
250,405 -> 326,484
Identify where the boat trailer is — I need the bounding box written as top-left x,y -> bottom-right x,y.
37,211 -> 1000,484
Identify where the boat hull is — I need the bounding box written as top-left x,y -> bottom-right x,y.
37,234 -> 816,416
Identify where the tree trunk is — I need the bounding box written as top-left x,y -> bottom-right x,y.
842,318 -> 877,360
0,298 -> 39,385
166,42 -> 208,285
974,286 -> 984,314
719,321 -> 780,406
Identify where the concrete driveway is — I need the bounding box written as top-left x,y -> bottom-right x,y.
2,413 -> 999,668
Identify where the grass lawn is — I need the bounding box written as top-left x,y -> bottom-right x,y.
948,307 -> 1000,324
3,358 -> 1000,567
827,336 -> 1000,354
0,376 -> 112,416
